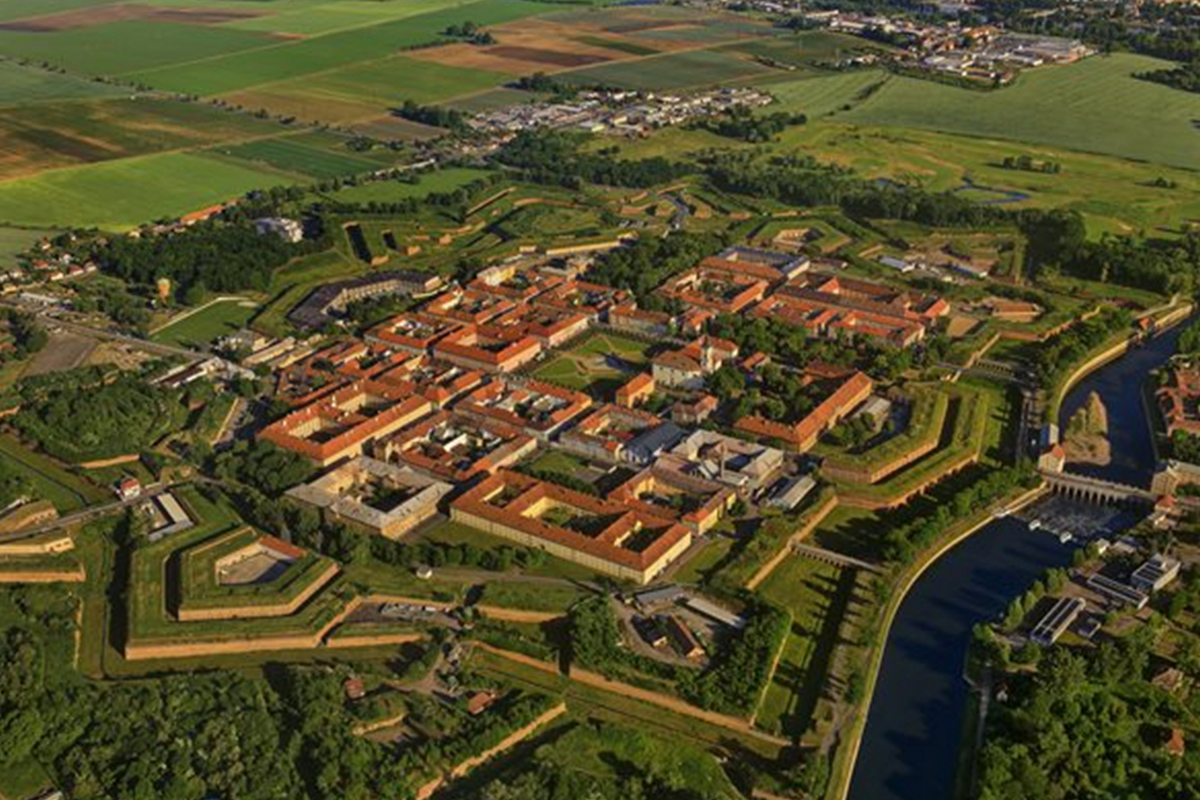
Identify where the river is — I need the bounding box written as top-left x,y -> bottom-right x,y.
846,323 -> 1182,800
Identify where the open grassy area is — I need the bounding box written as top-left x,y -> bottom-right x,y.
0,433 -> 108,511
755,555 -> 851,737
0,151 -> 294,230
830,54 -> 1200,170
151,298 -> 259,349
316,167 -> 493,204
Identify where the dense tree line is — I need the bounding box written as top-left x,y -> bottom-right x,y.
395,100 -> 470,134
12,366 -> 184,463
882,466 -> 1033,562
588,230 -> 728,303
977,627 -> 1200,800
0,308 -> 46,363
495,130 -> 690,189
677,600 -> 791,715
1138,61 -> 1200,94
698,108 -> 807,143
91,218 -> 321,298
1028,307 -> 1133,387
210,439 -> 314,496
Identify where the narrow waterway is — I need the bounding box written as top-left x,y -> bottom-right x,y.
1056,322 -> 1184,487
847,323 -> 1181,800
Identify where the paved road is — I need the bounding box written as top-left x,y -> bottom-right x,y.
0,484 -> 170,543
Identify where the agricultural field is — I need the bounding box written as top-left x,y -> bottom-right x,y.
0,434 -> 109,512
150,298 -> 260,349
0,151 -> 292,229
123,0 -> 548,96
0,58 -> 125,104
756,555 -> 852,737
834,54 -> 1200,171
211,134 -> 383,180
561,48 -> 775,91
0,96 -> 283,181
532,331 -> 654,395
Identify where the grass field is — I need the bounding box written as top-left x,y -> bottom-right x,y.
213,135 -> 382,180
0,59 -> 126,105
293,55 -> 510,107
0,433 -> 108,511
317,167 -> 493,204
0,20 -> 275,76
0,151 -> 292,229
755,555 -> 851,737
832,54 -> 1200,170
0,225 -> 50,265
151,298 -> 259,348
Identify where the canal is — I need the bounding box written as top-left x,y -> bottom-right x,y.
847,324 -> 1182,800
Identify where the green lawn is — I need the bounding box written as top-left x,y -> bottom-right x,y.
755,555 -> 850,737
151,298 -> 259,349
532,332 -> 652,395
479,581 -> 585,613
0,434 -> 108,512
837,54 -> 1200,170
0,151 -> 294,230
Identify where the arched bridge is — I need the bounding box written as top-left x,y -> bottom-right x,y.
1041,470 -> 1157,507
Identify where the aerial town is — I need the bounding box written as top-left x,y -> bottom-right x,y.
2,0 -> 1200,799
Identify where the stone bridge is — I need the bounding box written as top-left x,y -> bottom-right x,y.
1041,470 -> 1156,507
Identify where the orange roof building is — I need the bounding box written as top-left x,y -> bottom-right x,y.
660,263 -> 770,315
374,356 -> 485,408
616,372 -> 655,408
259,379 -> 433,466
609,302 -> 674,338
533,279 -> 629,321
559,403 -> 665,463
432,323 -> 542,374
453,378 -> 592,441
487,303 -> 591,349
735,366 -> 873,451
1157,365 -> 1200,438
651,336 -> 739,390
610,465 -> 735,535
365,313 -> 463,355
375,410 -> 537,483
450,470 -> 692,584
422,288 -> 516,325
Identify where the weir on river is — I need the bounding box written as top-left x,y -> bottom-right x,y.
846,322 -> 1184,800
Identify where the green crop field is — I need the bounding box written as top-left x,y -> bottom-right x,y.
833,54 -> 1200,170
151,299 -> 260,349
0,20 -> 275,76
0,59 -> 125,105
292,55 -> 510,107
126,0 -> 548,96
221,0 -> 477,36
562,48 -> 774,90
213,136 -> 381,180
0,151 -> 292,229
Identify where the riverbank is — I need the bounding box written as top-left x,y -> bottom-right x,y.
828,484 -> 1047,800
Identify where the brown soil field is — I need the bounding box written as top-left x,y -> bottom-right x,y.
349,115 -> 445,142
223,87 -> 380,125
408,19 -> 676,75
0,3 -> 260,32
485,45 -> 609,68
